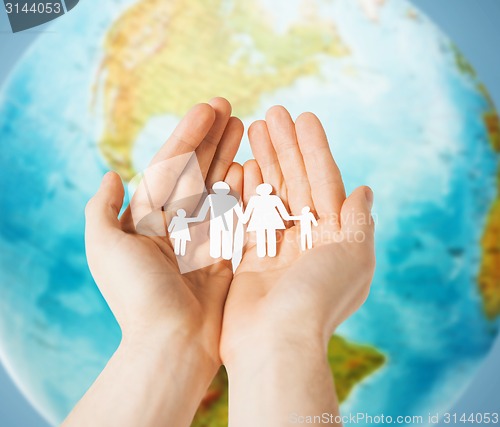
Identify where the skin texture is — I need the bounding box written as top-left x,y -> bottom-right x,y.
220,106 -> 375,427
62,100 -> 375,427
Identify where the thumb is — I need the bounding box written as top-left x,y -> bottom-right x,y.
85,172 -> 125,241
340,186 -> 374,240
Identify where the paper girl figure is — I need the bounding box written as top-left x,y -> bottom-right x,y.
167,209 -> 197,256
240,183 -> 292,258
290,206 -> 318,251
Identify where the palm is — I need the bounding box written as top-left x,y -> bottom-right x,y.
107,231 -> 231,318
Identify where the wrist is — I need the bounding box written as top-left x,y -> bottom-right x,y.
81,327 -> 219,427
224,330 -> 339,427
120,327 -> 220,382
223,327 -> 327,374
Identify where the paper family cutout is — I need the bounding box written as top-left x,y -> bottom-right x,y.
168,182 -> 318,259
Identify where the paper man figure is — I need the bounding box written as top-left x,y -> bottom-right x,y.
193,181 -> 244,260
290,206 -> 318,251
240,183 -> 292,258
167,209 -> 198,256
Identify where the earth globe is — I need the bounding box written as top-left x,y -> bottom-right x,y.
0,0 -> 499,425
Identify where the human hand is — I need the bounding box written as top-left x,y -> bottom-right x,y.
221,106 -> 375,365
85,98 -> 243,370
63,99 -> 246,427
217,106 -> 374,426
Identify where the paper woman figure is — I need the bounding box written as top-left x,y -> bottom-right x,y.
167,209 -> 198,256
290,206 -> 318,251
240,183 -> 292,258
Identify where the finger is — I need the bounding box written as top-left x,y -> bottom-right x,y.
248,120 -> 287,204
341,186 -> 374,240
143,102 -> 217,203
85,172 -> 124,242
295,112 -> 346,221
242,160 -> 263,206
224,162 -> 243,201
195,97 -> 232,179
167,98 -> 233,218
265,106 -> 314,216
150,103 -> 216,164
123,103 -> 216,231
206,116 -> 244,187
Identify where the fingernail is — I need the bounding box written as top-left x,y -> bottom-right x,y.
364,187 -> 374,209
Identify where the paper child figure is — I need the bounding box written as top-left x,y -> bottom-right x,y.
167,209 -> 198,256
193,181 -> 244,260
240,183 -> 292,258
290,206 -> 318,251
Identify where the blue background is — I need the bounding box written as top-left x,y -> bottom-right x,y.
0,1 -> 499,425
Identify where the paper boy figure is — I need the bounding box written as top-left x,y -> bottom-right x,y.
290,206 -> 318,251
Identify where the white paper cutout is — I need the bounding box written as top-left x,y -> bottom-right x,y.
167,182 -> 317,259
192,181 -> 244,260
240,183 -> 292,258
289,206 -> 319,251
167,209 -> 198,256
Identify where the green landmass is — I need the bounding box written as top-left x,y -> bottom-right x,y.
192,368 -> 228,427
479,85 -> 500,151
450,43 -> 476,79
326,335 -> 385,402
96,0 -> 349,180
191,335 -> 385,426
477,84 -> 500,320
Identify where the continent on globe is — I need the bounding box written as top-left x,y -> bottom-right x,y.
450,47 -> 500,320
96,0 -> 349,180
478,86 -> 500,319
1,0 -> 499,424
96,2 -> 387,418
191,335 -> 385,427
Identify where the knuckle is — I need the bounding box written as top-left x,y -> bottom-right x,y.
275,141 -> 298,156
213,154 -> 232,167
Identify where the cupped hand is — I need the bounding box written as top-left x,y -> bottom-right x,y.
85,98 -> 243,366
221,106 -> 376,364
